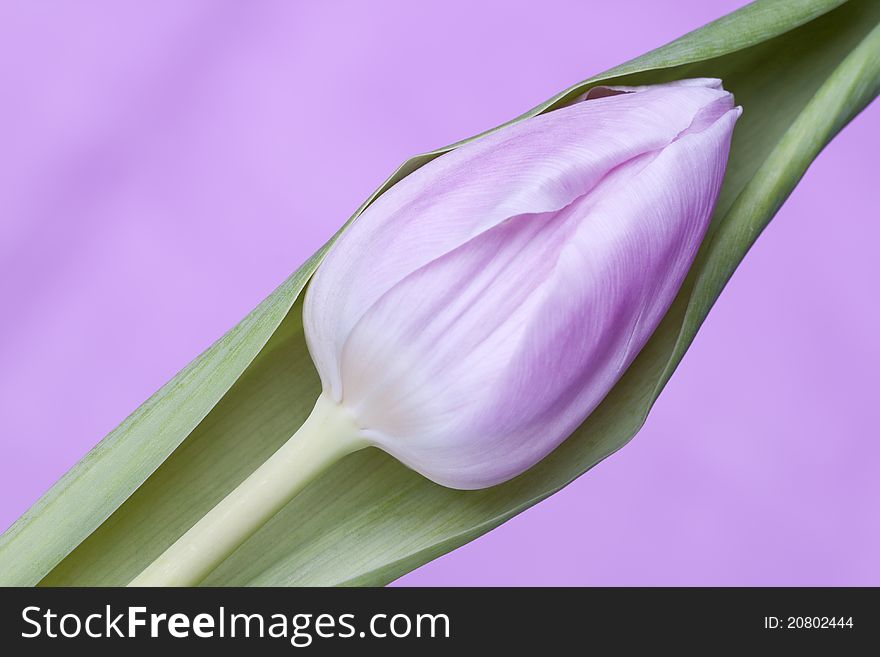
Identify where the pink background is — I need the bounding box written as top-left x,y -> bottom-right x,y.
1,1 -> 878,586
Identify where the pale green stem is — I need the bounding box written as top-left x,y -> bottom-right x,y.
128,394 -> 366,587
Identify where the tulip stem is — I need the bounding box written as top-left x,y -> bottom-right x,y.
128,394 -> 366,587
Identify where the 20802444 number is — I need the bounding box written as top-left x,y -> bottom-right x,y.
764,617 -> 854,629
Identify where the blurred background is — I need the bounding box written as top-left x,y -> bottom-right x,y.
1,0 -> 878,585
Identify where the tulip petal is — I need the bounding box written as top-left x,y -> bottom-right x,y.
461,106 -> 742,488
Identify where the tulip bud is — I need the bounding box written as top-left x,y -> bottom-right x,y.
305,78 -> 740,489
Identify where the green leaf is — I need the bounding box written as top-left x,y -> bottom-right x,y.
2,0 -> 877,586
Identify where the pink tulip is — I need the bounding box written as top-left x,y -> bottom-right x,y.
305,78 -> 742,489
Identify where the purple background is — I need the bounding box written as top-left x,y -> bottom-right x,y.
1,1 -> 878,586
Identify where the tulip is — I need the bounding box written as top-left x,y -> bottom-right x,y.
306,77 -> 740,488
130,78 -> 740,585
